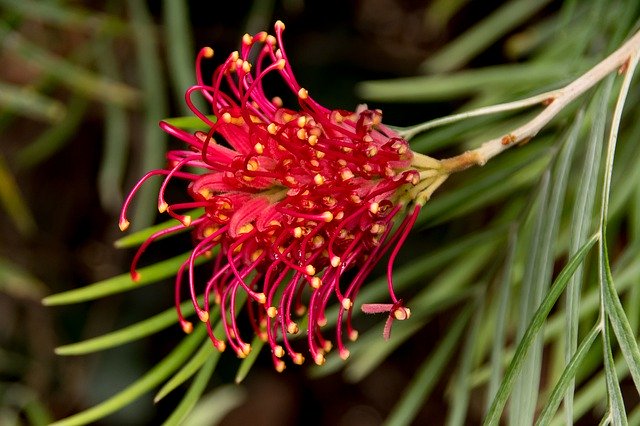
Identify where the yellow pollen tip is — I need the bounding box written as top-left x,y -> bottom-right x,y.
323,341 -> 333,352
256,293 -> 267,304
267,306 -> 278,318
298,88 -> 308,99
331,256 -> 341,268
203,226 -> 217,238
308,135 -> 318,146
394,307 -> 411,321
198,311 -> 209,322
293,227 -> 303,238
275,20 -> 285,31
349,330 -> 359,341
222,112 -> 232,123
322,211 -> 333,222
287,322 -> 299,334
158,202 -> 168,213
340,349 -> 350,360
369,202 -> 379,214
342,298 -> 353,310
181,322 -> 193,334
246,159 -> 259,171
267,123 -> 278,134
254,143 -> 264,154
203,47 -> 214,58
274,345 -> 284,358
242,33 -> 252,45
293,353 -> 305,365
314,353 -> 325,365
119,218 -> 130,231
216,341 -> 226,352
276,58 -> 286,70
314,174 -> 325,185
297,116 -> 306,127
310,277 -> 322,289
317,317 -> 328,327
275,360 -> 286,372
297,128 -> 307,140
340,169 -> 354,181
305,265 -> 316,276
198,188 -> 213,199
241,343 -> 252,357
251,249 -> 264,262
181,216 -> 192,227
237,223 -> 254,234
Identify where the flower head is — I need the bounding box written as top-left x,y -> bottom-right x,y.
120,21 -> 443,369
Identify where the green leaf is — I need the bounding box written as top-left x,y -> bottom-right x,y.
421,141 -> 550,227
95,35 -> 129,213
0,257 -> 46,300
486,228 -> 517,413
235,335 -> 265,384
446,297 -> 485,426
0,22 -> 139,107
483,233 -> 598,426
55,301 -> 196,355
535,325 -> 600,426
179,385 -> 246,426
161,355 -> 216,426
512,106 -> 581,425
161,115 -> 217,131
15,95 -> 89,170
154,338 -> 220,403
127,0 -> 169,230
162,0 -> 200,117
384,307 -> 472,426
358,63 -> 573,102
0,81 -> 65,123
49,326 -> 207,426
42,252 -> 204,305
602,321 -> 628,426
603,243 -> 640,394
563,79 -> 610,423
156,292 -> 244,402
0,0 -> 128,35
421,0 -> 554,72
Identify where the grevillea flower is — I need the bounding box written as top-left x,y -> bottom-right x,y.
120,21 -> 445,370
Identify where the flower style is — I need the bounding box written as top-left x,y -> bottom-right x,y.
120,21 -> 445,370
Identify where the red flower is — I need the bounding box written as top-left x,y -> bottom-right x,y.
120,21 -> 441,370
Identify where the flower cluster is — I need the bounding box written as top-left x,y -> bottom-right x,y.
120,21 -> 443,370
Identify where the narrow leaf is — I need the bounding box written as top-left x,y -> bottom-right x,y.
483,234 -> 598,426
49,326 -> 207,426
55,300 -> 197,355
536,325 -> 600,426
42,252 -> 203,305
161,355 -> 216,426
384,307 -> 472,426
235,335 -> 265,384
